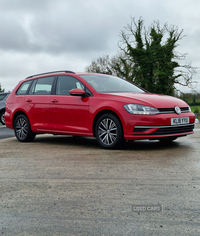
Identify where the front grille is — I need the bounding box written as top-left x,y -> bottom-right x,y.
158,107 -> 190,114
181,107 -> 190,112
152,124 -> 194,135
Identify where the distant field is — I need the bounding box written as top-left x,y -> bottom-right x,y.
190,105 -> 200,113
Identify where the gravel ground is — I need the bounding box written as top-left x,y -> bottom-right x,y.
0,123 -> 200,235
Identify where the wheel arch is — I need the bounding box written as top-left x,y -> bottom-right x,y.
13,110 -> 29,127
92,109 -> 124,137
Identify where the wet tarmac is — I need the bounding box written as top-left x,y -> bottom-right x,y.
0,125 -> 14,140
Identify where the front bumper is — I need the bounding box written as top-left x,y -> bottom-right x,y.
123,112 -> 195,141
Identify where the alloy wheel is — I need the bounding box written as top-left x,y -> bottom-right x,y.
15,117 -> 28,140
0,112 -> 5,125
98,118 -> 118,146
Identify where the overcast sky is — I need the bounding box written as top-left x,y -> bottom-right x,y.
0,0 -> 200,92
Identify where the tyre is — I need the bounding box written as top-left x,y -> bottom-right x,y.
159,137 -> 177,143
0,111 -> 5,125
14,114 -> 35,142
95,113 -> 123,149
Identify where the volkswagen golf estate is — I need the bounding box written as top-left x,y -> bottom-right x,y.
5,71 -> 195,149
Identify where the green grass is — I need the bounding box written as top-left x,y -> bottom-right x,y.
190,105 -> 200,113
190,106 -> 200,120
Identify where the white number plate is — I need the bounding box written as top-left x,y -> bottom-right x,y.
171,117 -> 189,125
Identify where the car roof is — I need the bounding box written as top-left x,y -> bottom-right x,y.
0,92 -> 10,95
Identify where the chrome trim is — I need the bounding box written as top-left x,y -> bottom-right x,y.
134,123 -> 195,129
159,110 -> 190,114
159,111 -> 174,114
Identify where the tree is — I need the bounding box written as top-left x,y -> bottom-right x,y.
85,55 -> 113,75
86,18 -> 197,95
110,53 -> 134,80
0,83 -> 5,92
119,17 -> 197,95
85,54 -> 134,79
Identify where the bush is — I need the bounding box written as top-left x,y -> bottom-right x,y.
194,108 -> 200,113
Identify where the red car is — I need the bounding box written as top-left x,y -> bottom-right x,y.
5,71 -> 195,149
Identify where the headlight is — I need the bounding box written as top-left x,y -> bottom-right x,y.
124,104 -> 159,115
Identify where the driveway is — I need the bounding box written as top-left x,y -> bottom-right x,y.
0,124 -> 200,235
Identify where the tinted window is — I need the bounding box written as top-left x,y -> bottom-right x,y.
80,74 -> 145,93
0,94 -> 6,101
56,76 -> 85,95
28,80 -> 37,95
16,81 -> 32,95
30,77 -> 54,95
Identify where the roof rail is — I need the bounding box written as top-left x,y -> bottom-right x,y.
26,70 -> 75,79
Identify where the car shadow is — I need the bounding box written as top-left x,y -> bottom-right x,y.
33,135 -> 100,148
32,134 -> 187,151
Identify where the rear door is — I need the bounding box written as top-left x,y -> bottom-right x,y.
26,76 -> 54,131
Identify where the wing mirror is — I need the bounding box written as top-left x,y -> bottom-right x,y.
69,88 -> 86,97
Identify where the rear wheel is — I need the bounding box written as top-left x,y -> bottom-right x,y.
95,113 -> 123,149
14,114 -> 35,142
0,111 -> 5,125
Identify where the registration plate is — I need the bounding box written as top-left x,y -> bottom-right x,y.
171,117 -> 189,125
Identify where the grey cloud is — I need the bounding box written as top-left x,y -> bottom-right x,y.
0,14 -> 40,52
0,0 -> 200,92
0,0 -> 123,55
0,0 -> 50,12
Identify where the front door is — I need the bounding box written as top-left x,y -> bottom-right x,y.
51,75 -> 89,134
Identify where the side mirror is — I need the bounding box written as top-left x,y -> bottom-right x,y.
69,88 -> 86,97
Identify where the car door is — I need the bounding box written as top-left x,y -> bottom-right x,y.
51,75 -> 90,134
25,76 -> 54,131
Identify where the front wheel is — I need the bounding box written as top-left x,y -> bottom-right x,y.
95,113 -> 123,149
14,114 -> 35,142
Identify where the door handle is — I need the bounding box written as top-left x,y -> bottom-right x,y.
26,99 -> 32,102
51,100 -> 58,103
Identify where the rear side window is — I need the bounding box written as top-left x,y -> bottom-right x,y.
16,81 -> 32,95
29,77 -> 54,95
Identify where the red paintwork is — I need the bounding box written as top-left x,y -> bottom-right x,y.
69,88 -> 86,96
5,72 -> 195,141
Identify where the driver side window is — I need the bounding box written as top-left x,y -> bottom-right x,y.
56,76 -> 85,95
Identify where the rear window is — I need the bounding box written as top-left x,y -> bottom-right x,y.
29,77 -> 54,95
16,81 -> 32,95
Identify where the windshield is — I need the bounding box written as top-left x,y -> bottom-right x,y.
80,74 -> 145,93
0,94 -> 6,101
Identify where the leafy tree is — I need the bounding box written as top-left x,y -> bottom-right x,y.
110,53 -> 134,80
119,17 -> 197,95
85,55 -> 113,75
86,18 -> 197,96
85,54 -> 134,79
0,83 -> 5,92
